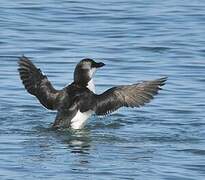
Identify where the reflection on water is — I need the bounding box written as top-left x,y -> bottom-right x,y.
34,126 -> 92,155
59,129 -> 91,155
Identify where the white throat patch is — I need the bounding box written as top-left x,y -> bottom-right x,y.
89,68 -> 96,78
87,68 -> 96,93
87,79 -> 95,93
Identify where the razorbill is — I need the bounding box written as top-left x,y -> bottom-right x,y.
18,56 -> 167,129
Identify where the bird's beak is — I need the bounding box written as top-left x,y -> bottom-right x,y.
95,62 -> 105,68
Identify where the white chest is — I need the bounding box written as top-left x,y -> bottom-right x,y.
87,79 -> 95,93
71,110 -> 93,129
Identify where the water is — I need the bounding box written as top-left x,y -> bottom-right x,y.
0,0 -> 205,179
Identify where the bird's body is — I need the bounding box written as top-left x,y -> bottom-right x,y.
53,81 -> 95,129
18,56 -> 167,129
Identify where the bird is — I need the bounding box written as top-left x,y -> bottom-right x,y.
18,56 -> 167,130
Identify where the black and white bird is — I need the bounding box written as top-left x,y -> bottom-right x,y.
18,56 -> 167,129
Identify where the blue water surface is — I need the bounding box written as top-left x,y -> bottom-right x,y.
0,0 -> 205,179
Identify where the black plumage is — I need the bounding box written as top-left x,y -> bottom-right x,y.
18,55 -> 167,129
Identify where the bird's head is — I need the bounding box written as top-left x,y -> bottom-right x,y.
74,58 -> 105,85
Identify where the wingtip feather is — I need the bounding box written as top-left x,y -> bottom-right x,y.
156,77 -> 168,87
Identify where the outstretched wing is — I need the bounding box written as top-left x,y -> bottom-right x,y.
93,77 -> 167,115
18,56 -> 63,110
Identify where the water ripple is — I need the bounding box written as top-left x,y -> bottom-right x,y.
0,0 -> 205,179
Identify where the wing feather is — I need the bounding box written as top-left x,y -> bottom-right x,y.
93,77 -> 167,115
18,56 -> 63,110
